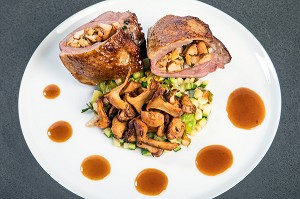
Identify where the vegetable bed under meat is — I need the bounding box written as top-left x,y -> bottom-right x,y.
82,58 -> 213,157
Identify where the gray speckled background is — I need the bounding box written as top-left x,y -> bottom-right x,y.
0,0 -> 299,198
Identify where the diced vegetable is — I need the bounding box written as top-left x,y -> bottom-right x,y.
112,137 -> 121,147
203,104 -> 212,117
198,118 -> 207,127
195,109 -> 203,120
132,70 -> 145,79
107,80 -> 117,90
173,145 -> 181,152
141,81 -> 148,88
181,114 -> 197,134
91,90 -> 103,102
98,82 -> 106,93
103,127 -> 112,138
123,143 -> 137,150
147,132 -> 155,139
169,78 -> 177,85
194,89 -> 203,99
115,78 -> 122,85
141,148 -> 151,156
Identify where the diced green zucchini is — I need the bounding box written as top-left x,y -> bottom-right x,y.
173,145 -> 181,152
154,135 -> 165,142
112,137 -> 121,147
198,118 -> 207,128
91,90 -> 103,102
98,82 -> 106,93
175,92 -> 182,98
107,80 -> 117,90
163,78 -> 171,85
195,109 -> 203,120
203,104 -> 212,117
169,77 -> 177,85
128,143 -> 137,150
189,98 -> 198,107
141,148 -> 151,156
103,127 -> 112,138
115,78 -> 122,85
141,81 -> 148,88
181,114 -> 196,134
184,83 -> 193,90
123,143 -> 137,150
132,70 -> 145,79
169,139 -> 181,144
147,132 -> 155,139
194,88 -> 203,99
118,139 -> 124,144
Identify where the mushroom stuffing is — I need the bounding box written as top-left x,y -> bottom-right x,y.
83,59 -> 213,157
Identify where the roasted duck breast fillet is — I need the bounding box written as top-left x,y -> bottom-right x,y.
147,15 -> 231,78
59,11 -> 145,85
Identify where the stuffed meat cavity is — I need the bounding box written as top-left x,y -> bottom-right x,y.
147,15 -> 231,78
59,11 -> 145,85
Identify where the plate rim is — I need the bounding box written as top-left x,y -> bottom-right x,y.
18,0 -> 282,198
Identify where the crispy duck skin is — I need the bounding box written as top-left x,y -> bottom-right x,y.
147,15 -> 231,78
59,11 -> 145,85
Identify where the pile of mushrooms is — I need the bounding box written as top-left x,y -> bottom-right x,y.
93,69 -> 196,157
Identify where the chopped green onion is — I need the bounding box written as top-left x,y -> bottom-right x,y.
122,26 -> 127,30
81,102 -> 93,113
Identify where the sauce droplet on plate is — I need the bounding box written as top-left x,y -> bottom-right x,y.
226,87 -> 265,129
196,145 -> 233,176
81,155 -> 111,180
47,121 -> 72,142
135,168 -> 168,196
43,84 -> 60,99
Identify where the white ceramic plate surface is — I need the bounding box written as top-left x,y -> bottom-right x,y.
18,0 -> 281,198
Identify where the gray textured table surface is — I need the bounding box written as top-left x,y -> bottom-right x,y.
1,0 -> 299,198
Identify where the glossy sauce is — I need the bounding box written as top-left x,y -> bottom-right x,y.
47,121 -> 72,142
43,84 -> 60,99
135,168 -> 168,196
226,87 -> 265,129
81,155 -> 111,180
196,145 -> 233,176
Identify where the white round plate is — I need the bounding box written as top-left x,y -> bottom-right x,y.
18,0 -> 281,198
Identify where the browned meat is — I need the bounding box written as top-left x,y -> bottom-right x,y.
59,11 -> 145,85
147,15 -> 231,78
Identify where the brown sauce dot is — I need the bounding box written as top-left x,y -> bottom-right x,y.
47,121 -> 72,142
80,155 -> 110,180
135,168 -> 168,196
226,87 -> 265,129
196,145 -> 233,176
43,84 -> 60,99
